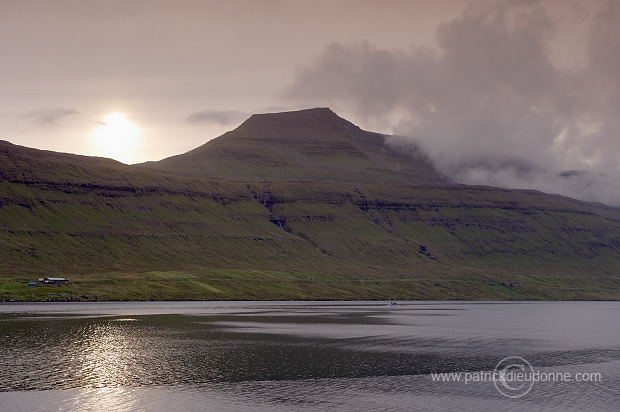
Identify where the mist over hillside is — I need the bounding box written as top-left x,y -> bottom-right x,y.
284,1 -> 620,206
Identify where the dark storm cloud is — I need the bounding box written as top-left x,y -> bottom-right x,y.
285,0 -> 620,205
186,110 -> 249,126
23,107 -> 79,127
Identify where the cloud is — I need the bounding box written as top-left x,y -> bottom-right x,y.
186,110 -> 249,126
284,0 -> 620,205
23,107 -> 79,127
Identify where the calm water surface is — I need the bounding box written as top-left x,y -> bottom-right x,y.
0,301 -> 619,411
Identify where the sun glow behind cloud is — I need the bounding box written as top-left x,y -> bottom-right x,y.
90,113 -> 141,163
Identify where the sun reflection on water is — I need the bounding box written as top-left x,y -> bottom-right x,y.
73,322 -> 147,388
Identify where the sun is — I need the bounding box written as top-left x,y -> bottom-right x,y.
90,112 -> 141,163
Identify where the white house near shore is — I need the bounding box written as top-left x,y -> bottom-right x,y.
38,277 -> 69,284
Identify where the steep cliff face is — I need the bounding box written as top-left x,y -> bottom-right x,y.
139,108 -> 444,185
257,182 -> 620,267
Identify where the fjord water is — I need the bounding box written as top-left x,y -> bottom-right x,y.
0,301 -> 618,411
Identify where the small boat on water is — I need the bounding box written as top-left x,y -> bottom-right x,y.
386,299 -> 399,307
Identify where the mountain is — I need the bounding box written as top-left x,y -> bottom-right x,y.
1,109 -> 619,301
139,108 -> 444,185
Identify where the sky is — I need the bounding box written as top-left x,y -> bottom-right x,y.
2,0 -> 620,205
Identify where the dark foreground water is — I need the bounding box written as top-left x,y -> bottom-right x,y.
0,301 -> 619,411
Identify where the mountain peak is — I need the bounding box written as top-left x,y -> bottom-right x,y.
250,107 -> 338,120
236,107 -> 365,140
139,108 -> 443,185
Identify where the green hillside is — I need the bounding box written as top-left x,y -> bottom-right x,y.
1,109 -> 619,301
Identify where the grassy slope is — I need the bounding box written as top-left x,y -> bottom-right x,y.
1,105 -> 620,302
1,172 -> 619,300
260,182 -> 620,299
